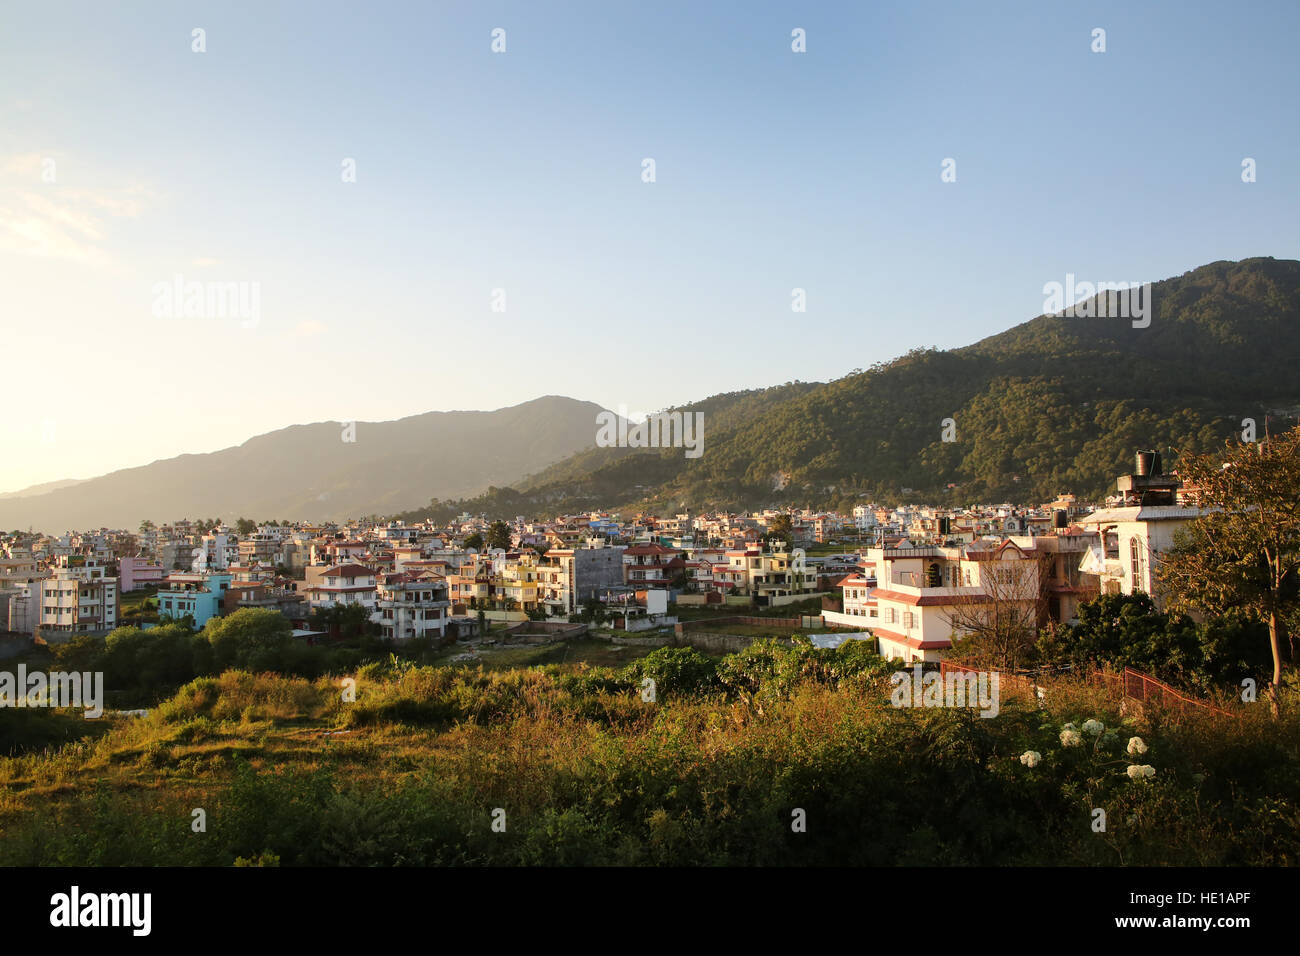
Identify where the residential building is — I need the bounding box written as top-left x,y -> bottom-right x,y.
306,563 -> 378,609
375,572 -> 451,642
39,556 -> 118,636
119,555 -> 165,592
1077,451 -> 1206,609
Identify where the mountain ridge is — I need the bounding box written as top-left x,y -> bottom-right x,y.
399,257 -> 1300,520
7,258 -> 1298,531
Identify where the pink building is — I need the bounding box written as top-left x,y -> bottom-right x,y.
119,555 -> 165,592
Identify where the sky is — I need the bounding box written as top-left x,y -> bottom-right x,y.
1,0 -> 1297,493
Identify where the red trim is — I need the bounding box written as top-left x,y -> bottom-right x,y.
873,588 -> 987,607
872,627 -> 952,650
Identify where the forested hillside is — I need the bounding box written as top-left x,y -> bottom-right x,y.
404,257 -> 1300,519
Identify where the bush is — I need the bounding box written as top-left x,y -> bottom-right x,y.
621,647 -> 718,699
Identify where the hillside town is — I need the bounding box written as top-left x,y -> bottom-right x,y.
0,450 -> 1203,664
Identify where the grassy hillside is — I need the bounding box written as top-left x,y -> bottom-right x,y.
2,642 -> 1296,866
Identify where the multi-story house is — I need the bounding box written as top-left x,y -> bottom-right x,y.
537,545 -> 626,616
1077,451 -> 1206,609
375,572 -> 451,642
867,540 -> 1048,663
39,556 -> 118,636
824,568 -> 877,626
118,555 -> 165,592
157,571 -> 232,627
306,564 -> 378,610
719,547 -> 816,602
498,555 -> 539,611
622,543 -> 684,589
0,548 -> 41,589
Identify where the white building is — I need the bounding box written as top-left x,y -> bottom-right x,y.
868,540 -> 1044,663
374,572 -> 450,642
1077,451 -> 1206,610
39,556 -> 118,635
306,563 -> 378,610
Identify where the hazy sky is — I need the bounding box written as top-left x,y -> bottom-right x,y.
1,0 -> 1297,493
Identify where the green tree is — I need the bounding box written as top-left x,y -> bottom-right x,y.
463,532 -> 485,551
204,608 -> 293,672
764,514 -> 793,549
1158,429 -> 1300,712
235,518 -> 257,536
487,521 -> 513,551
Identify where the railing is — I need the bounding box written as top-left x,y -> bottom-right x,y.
1088,666 -> 1239,719
939,660 -> 1240,719
938,659 -> 1041,696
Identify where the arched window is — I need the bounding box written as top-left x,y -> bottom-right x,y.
1129,536 -> 1145,589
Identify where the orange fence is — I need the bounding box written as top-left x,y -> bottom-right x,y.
938,661 -> 1239,719
1087,666 -> 1239,719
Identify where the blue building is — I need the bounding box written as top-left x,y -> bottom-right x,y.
156,572 -> 232,627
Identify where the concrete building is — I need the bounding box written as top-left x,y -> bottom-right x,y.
119,555 -> 165,592
538,545 -> 626,616
868,540 -> 1045,664
157,571 -> 233,627
306,563 -> 378,610
1077,450 -> 1206,609
375,572 -> 451,642
39,556 -> 118,636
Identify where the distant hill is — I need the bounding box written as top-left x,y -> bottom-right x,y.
402,257 -> 1300,519
11,258 -> 1299,532
0,396 -> 608,531
0,478 -> 89,500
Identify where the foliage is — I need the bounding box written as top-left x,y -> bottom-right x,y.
620,647 -> 718,699
1034,593 -> 1271,694
1158,426 -> 1300,700
5,645 -> 1295,866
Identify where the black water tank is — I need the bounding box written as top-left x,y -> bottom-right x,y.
1135,450 -> 1155,476
1054,510 -> 1068,529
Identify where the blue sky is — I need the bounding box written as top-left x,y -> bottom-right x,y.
1,0 -> 1297,491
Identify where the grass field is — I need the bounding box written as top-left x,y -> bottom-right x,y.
2,649 -> 1295,866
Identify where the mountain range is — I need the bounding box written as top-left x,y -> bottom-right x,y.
5,257 -> 1299,532
0,397 -> 606,531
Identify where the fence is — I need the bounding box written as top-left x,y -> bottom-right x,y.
1088,666 -> 1240,720
935,660 -> 1240,719
938,659 -> 1039,698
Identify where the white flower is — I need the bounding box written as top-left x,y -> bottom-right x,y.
1126,764 -> 1157,780
1060,728 -> 1083,747
1082,719 -> 1104,735
1020,751 -> 1042,768
1127,736 -> 1148,756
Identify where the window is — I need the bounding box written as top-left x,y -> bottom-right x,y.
903,611 -> 915,630
1129,537 -> 1145,587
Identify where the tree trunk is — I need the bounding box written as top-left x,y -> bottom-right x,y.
1267,610 -> 1284,717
